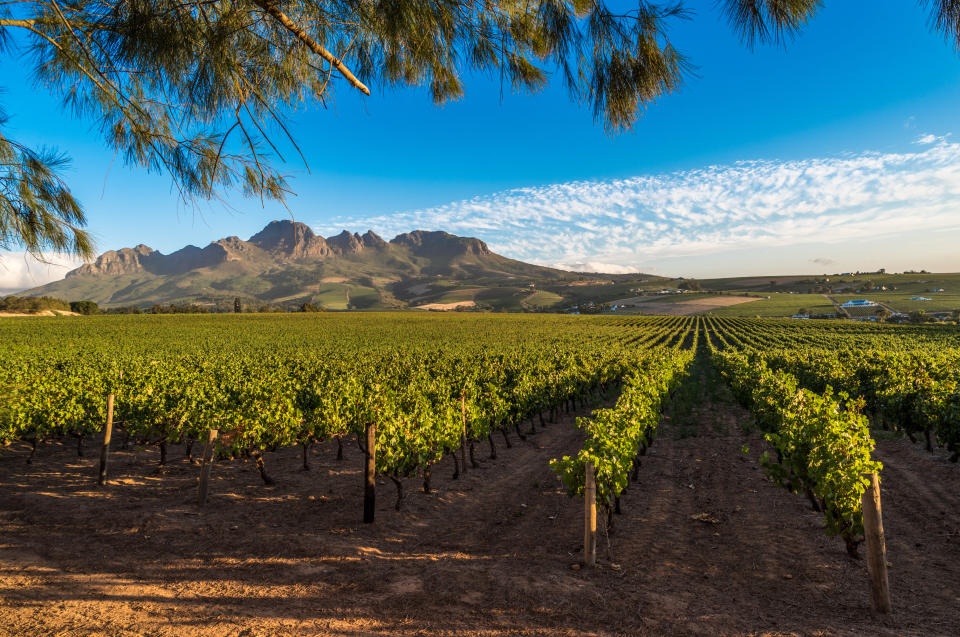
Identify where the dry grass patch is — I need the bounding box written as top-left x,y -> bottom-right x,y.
676,296 -> 760,308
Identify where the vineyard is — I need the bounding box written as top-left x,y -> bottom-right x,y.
1,313 -> 958,636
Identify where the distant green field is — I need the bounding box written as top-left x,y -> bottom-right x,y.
475,287 -> 527,311
844,273 -> 960,295
523,290 -> 565,309
431,287 -> 482,304
704,293 -> 836,317
346,285 -> 381,309
310,284 -> 350,310
830,293 -> 960,314
309,283 -> 381,310
697,272 -> 960,297
549,280 -> 654,306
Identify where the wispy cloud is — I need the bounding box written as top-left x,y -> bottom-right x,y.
551,262 -> 644,274
914,133 -> 946,145
0,253 -> 85,294
317,137 -> 960,272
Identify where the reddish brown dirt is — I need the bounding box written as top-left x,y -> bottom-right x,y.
1,393 -> 958,636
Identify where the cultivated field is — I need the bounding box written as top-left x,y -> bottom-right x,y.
610,295 -> 761,316
830,293 -> 960,314
702,292 -> 836,317
1,314 -> 959,635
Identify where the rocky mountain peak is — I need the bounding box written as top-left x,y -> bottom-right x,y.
390,230 -> 491,257
248,219 -> 330,260
209,236 -> 256,262
360,230 -> 387,249
326,230 -> 364,255
67,245 -> 159,278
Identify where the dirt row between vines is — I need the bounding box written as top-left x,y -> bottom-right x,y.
0,391 -> 958,636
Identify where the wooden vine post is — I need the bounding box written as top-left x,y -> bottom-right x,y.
584,461 -> 597,567
861,472 -> 892,613
97,393 -> 114,486
197,428 -> 218,506
363,422 -> 377,523
459,391 -> 468,476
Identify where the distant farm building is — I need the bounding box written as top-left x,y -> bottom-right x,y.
841,299 -> 877,308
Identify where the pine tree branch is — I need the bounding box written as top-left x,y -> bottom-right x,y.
0,18 -> 37,27
252,0 -> 370,96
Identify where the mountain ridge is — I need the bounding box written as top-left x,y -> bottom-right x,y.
26,220 -> 642,311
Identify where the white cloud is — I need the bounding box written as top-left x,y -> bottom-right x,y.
915,133 -> 948,145
552,262 -> 644,274
318,137 -> 960,272
0,253 -> 86,294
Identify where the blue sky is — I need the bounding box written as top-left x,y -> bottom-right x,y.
4,1 -> 960,290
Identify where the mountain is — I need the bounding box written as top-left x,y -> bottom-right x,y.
23,220 -> 655,311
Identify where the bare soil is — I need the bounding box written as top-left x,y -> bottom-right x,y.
0,310 -> 80,318
566,281 -> 614,287
645,297 -> 760,315
412,301 -> 477,311
675,296 -> 760,308
614,296 -> 760,316
1,389 -> 958,636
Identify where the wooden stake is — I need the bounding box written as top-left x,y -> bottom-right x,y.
460,392 -> 468,475
861,472 -> 892,613
97,394 -> 114,486
363,422 -> 377,523
197,429 -> 218,506
584,461 -> 597,567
